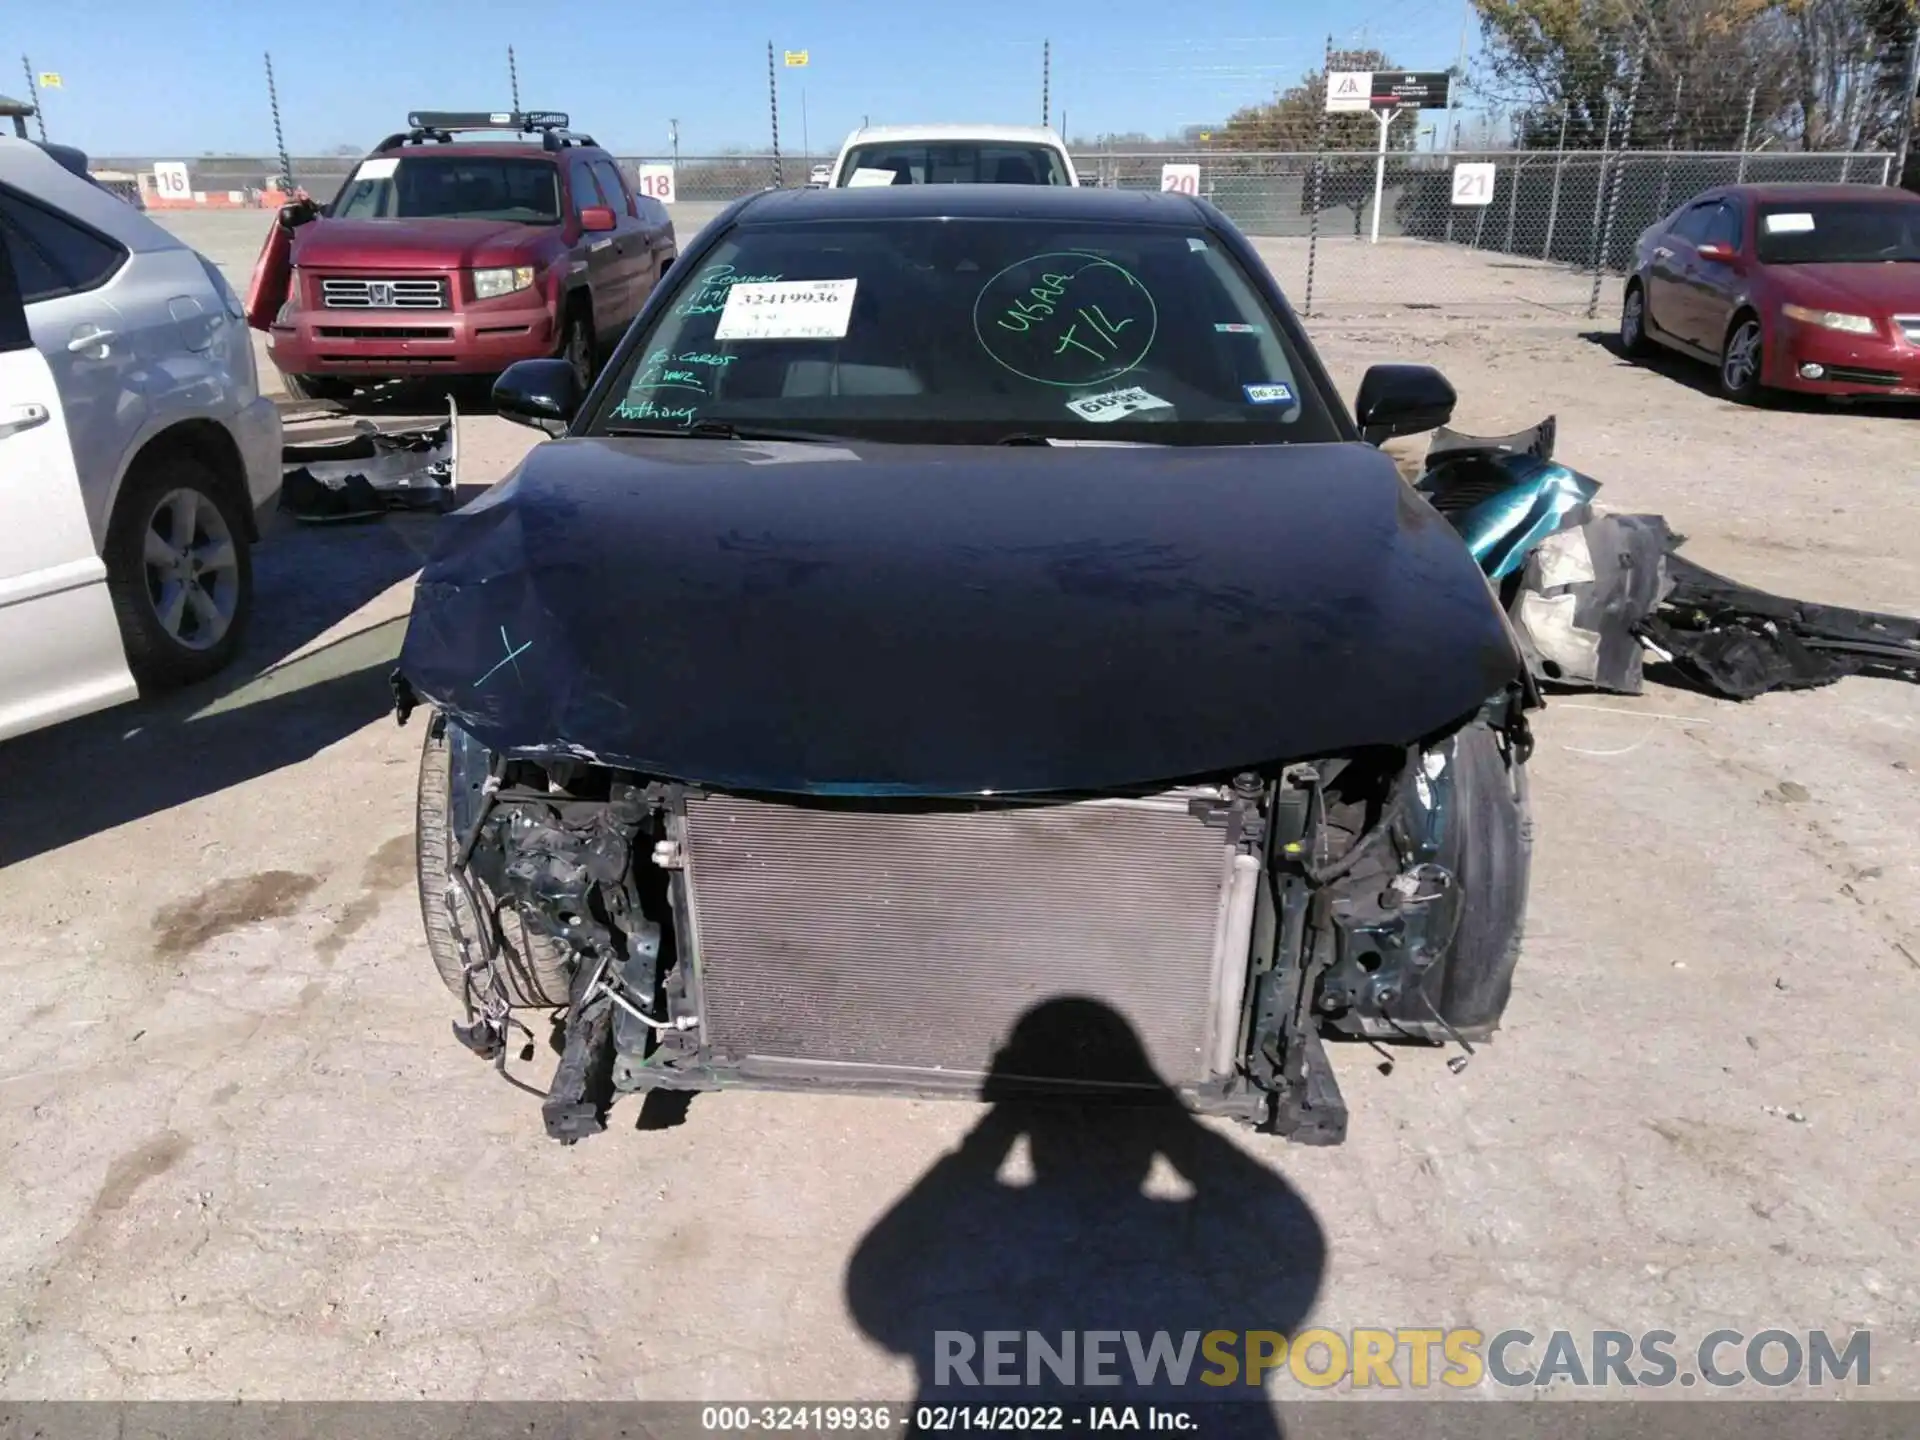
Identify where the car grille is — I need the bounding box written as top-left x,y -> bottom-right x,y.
1825,365 -> 1901,387
316,326 -> 453,339
1894,316 -> 1920,346
677,789 -> 1240,1092
320,278 -> 447,310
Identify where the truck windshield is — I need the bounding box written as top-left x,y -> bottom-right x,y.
589,215 -> 1336,446
331,155 -> 561,224
838,143 -> 1069,186
1756,200 -> 1920,264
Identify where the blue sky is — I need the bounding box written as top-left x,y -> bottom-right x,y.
9,0 -> 1476,158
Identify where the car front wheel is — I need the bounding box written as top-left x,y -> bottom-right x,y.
1619,281 -> 1653,358
1719,312 -> 1769,405
103,453 -> 254,690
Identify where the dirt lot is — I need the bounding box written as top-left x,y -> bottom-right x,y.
0,207 -> 1915,1402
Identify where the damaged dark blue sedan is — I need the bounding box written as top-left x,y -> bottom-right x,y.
391,184 -> 1539,1145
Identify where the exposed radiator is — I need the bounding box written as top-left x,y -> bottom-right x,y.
679,790 -> 1239,1092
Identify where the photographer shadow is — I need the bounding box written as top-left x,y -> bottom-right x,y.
845,998 -> 1327,1437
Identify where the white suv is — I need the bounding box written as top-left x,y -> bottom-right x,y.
829,125 -> 1079,188
0,138 -> 282,742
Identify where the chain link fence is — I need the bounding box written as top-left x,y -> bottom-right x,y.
101,144 -> 1894,319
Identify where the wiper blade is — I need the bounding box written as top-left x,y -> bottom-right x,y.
994,433 -> 1054,446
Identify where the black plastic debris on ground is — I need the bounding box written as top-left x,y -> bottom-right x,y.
1421,420 -> 1920,702
279,395 -> 459,524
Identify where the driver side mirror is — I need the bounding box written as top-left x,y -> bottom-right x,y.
1354,364 -> 1457,445
493,358 -> 582,434
1695,241 -> 1739,265
580,206 -> 617,233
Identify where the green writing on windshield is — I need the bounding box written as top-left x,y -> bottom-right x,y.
674,263 -> 786,317
973,252 -> 1157,388
611,398 -> 700,426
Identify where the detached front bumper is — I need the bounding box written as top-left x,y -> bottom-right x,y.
1768,316 -> 1920,398
266,298 -> 560,379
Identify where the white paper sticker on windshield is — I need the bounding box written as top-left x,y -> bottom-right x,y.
1065,385 -> 1173,423
353,156 -> 399,181
1764,212 -> 1815,234
847,167 -> 898,187
714,279 -> 858,341
1244,382 -> 1295,405
1215,323 -> 1262,334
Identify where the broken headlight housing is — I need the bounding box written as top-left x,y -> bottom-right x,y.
473,265 -> 536,300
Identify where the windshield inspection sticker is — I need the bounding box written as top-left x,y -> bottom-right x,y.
714,278 -> 858,341
1244,382 -> 1295,404
1066,385 -> 1174,422
1764,212 -> 1816,234
1215,322 -> 1262,334
353,157 -> 400,181
847,167 -> 898,187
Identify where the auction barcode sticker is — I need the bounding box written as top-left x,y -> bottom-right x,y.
715,279 -> 859,340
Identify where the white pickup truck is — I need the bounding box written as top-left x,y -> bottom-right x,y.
828,124 -> 1079,188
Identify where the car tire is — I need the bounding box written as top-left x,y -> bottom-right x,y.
281,372 -> 353,403
102,452 -> 254,691
416,713 -> 574,1011
1619,280 -> 1654,358
1427,718 -> 1532,1038
558,300 -> 596,393
1718,311 -> 1770,405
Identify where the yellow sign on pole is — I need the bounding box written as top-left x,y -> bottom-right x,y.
784,50 -> 809,67
1199,131 -> 1212,140
38,73 -> 62,89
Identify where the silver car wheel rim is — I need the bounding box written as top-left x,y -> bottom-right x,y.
1724,321 -> 1761,392
143,487 -> 239,652
1622,290 -> 1643,345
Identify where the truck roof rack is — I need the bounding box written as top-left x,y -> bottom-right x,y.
371,111 -> 597,154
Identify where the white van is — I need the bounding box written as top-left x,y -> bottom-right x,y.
0,138 -> 281,742
829,124 -> 1079,188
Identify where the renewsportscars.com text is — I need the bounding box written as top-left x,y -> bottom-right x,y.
933,1328 -> 1871,1390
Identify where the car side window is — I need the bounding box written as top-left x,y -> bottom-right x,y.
589,158 -> 634,216
568,156 -> 605,214
0,223 -> 29,351
1669,202 -> 1719,245
1702,201 -> 1740,250
0,184 -> 128,304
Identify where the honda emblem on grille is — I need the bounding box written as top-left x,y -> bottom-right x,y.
369,282 -> 395,307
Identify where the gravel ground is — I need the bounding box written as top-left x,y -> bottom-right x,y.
0,208 -> 1915,1403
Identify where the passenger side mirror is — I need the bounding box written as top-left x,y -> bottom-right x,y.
1696,241 -> 1738,265
1353,364 -> 1457,445
493,358 -> 582,433
580,206 -> 617,233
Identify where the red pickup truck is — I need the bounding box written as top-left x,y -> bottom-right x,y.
246,111 -> 675,401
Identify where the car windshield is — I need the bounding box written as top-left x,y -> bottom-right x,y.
839,143 -> 1069,186
1755,200 -> 1920,264
330,155 -> 560,223
589,216 -> 1335,446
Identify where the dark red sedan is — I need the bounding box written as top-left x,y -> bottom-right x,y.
1620,183 -> 1920,404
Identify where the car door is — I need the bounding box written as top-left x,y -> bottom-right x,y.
1645,199 -> 1717,346
0,181 -> 140,538
589,156 -> 656,324
0,207 -> 138,741
1689,198 -> 1746,350
566,153 -> 625,341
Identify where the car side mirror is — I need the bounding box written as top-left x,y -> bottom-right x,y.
494,358 -> 582,433
1696,241 -> 1738,265
580,206 -> 617,233
1353,363 -> 1457,444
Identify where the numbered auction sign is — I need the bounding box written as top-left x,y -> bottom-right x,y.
1451,162 -> 1496,207
638,164 -> 677,205
152,162 -> 192,203
1160,163 -> 1200,197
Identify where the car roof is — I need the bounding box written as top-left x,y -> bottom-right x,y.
1708,182 -> 1919,204
735,182 -> 1201,225
840,124 -> 1069,147
0,136 -> 181,252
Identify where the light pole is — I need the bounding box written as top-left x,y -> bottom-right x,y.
670,118 -> 680,167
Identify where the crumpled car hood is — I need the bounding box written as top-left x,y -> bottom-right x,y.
397,436 -> 1522,796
